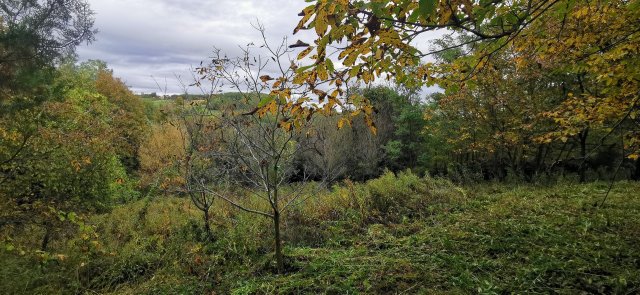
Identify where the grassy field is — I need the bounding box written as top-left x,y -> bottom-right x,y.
2,173 -> 639,294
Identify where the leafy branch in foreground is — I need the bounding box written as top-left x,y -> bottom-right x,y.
292,0 -> 640,160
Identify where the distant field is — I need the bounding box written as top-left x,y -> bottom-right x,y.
141,97 -> 173,107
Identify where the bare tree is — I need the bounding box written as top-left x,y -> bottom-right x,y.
180,24 -> 325,273
298,115 -> 350,182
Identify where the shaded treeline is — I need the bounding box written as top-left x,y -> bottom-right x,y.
145,84 -> 639,187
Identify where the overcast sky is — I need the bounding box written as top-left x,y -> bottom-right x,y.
77,0 -> 442,95
77,0 -> 308,94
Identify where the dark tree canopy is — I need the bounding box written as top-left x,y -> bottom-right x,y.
0,0 -> 96,105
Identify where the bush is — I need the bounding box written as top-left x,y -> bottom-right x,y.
283,171 -> 466,248
138,123 -> 186,194
366,170 -> 464,221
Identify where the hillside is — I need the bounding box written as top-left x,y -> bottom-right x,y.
3,174 -> 639,294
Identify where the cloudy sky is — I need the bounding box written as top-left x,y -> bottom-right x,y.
77,0 -> 442,95
77,0 -> 310,94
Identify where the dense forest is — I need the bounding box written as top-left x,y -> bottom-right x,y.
1,0 -> 639,294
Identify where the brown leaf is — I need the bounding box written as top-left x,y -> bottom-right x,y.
259,75 -> 274,83
289,40 -> 310,48
242,107 -> 259,116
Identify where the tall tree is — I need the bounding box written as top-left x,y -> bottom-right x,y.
0,62 -> 137,252
0,0 -> 96,108
294,0 -> 640,163
1,0 -> 96,185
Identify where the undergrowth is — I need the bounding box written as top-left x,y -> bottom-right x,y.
1,172 -> 639,294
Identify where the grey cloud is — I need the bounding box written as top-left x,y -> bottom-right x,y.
79,0 -> 309,94
78,0 -> 442,95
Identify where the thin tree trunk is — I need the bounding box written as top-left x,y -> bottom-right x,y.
41,224 -> 51,251
270,166 -> 285,274
531,144 -> 545,180
579,128 -> 589,183
273,211 -> 284,273
634,158 -> 640,180
203,207 -> 212,241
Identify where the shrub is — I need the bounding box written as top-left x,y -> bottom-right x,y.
138,123 -> 186,194
283,171 -> 466,248
366,170 -> 464,221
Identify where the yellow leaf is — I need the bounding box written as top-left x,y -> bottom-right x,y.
317,63 -> 328,80
375,48 -> 383,60
280,121 -> 292,131
344,51 -> 359,66
294,5 -> 315,34
315,11 -> 328,36
273,80 -> 282,89
439,8 -> 452,25
297,46 -> 314,60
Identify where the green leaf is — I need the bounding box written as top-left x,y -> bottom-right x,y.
325,58 -> 335,73
68,212 -> 77,222
370,2 -> 384,15
257,96 -> 274,108
408,9 -> 421,23
349,65 -> 362,78
419,0 -> 437,19
296,64 -> 315,74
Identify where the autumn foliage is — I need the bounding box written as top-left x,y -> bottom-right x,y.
292,0 -> 640,179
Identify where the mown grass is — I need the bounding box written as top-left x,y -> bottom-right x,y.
2,173 -> 639,294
